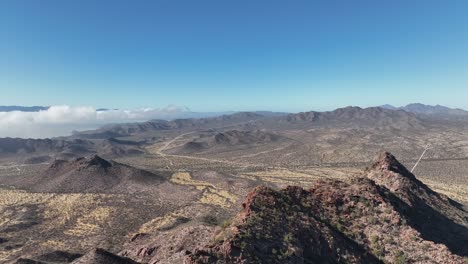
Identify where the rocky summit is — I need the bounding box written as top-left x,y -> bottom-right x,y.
185,153 -> 467,264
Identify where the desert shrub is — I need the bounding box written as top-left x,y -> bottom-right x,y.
393,250 -> 406,264
201,215 -> 218,226
283,233 -> 294,243
221,219 -> 232,228
370,235 -> 384,258
369,216 -> 379,224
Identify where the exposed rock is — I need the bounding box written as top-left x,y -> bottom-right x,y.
367,152 -> 468,256
186,153 -> 467,263
187,184 -> 381,263
122,225 -> 217,264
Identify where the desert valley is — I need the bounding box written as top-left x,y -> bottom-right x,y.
0,105 -> 467,263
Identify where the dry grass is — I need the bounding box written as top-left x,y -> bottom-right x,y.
170,172 -> 215,189
199,189 -> 237,208
421,178 -> 468,203
0,189 -> 53,206
138,211 -> 187,233
0,247 -> 21,263
170,172 -> 237,208
64,206 -> 116,237
0,187 -> 162,261
239,167 -> 360,187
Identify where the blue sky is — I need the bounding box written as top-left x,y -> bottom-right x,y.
1,0 -> 467,112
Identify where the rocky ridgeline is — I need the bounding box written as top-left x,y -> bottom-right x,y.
186,152 -> 467,264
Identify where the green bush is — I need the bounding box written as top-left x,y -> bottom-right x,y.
393,250 -> 406,264
201,215 -> 218,226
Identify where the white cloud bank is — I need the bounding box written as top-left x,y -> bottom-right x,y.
0,105 -> 196,138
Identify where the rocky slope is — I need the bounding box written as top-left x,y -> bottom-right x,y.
186,153 -> 467,263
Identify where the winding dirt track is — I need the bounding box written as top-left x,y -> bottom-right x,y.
151,132 -> 267,169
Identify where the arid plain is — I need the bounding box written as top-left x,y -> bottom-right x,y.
0,106 -> 467,263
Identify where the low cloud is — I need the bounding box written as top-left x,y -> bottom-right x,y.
0,105 -> 192,138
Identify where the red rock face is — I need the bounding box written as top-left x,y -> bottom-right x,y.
186,152 -> 467,264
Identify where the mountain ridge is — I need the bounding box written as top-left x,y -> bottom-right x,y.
380,103 -> 468,116
185,152 -> 467,263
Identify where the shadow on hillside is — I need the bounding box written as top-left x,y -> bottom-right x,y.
385,191 -> 468,256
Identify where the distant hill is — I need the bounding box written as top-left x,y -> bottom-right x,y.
381,103 -> 468,116
177,129 -> 283,154
269,106 -> 426,130
7,155 -> 165,193
0,105 -> 49,112
0,137 -> 144,163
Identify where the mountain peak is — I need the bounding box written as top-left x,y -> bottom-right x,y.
371,152 -> 413,178
83,155 -> 112,168
365,151 -> 444,208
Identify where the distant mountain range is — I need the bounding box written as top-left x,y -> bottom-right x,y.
0,105 -> 49,112
1,104 -> 466,139
2,103 -> 466,116
381,103 -> 468,116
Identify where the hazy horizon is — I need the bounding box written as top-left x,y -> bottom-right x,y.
2,1 -> 468,137
0,102 -> 466,139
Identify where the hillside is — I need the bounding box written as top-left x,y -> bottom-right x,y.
5,155 -> 165,193
186,153 -> 467,263
0,137 -> 144,163
175,130 -> 283,154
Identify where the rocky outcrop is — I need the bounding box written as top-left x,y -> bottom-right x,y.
121,225 -> 216,264
367,152 -> 468,256
187,184 -> 381,264
186,152 -> 467,263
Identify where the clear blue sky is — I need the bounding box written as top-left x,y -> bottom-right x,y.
1,0 -> 467,112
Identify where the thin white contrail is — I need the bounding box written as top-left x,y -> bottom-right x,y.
411,146 -> 430,173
